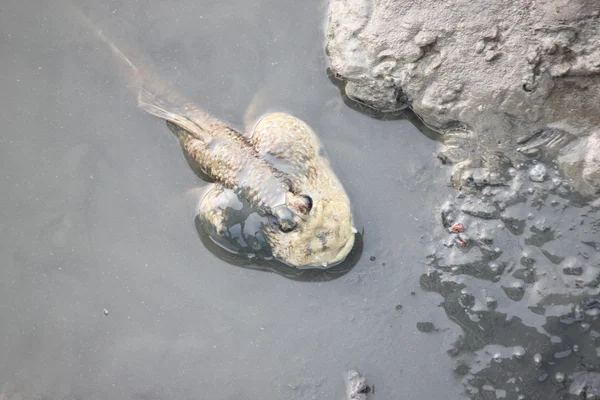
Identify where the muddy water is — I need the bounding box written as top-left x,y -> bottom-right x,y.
0,1 -> 460,399
424,161 -> 600,399
1,1 -> 598,399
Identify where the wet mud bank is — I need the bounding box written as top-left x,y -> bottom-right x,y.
422,161 -> 600,399
326,0 -> 600,197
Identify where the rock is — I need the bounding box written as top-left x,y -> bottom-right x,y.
345,370 -> 369,400
326,0 -> 600,195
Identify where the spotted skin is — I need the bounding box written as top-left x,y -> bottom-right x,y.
248,113 -> 356,267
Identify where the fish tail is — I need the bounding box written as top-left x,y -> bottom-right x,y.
137,87 -> 206,140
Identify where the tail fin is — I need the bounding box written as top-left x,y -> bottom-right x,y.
137,88 -> 211,141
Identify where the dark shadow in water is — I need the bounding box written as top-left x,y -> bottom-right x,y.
326,68 -> 442,143
194,215 -> 364,282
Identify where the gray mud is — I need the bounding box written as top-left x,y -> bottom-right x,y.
423,158 -> 600,399
325,0 -> 600,196
1,1 -> 598,400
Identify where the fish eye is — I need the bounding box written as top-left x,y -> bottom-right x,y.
298,194 -> 313,214
286,194 -> 313,216
273,206 -> 297,232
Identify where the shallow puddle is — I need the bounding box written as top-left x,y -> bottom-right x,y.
1,1 -> 597,399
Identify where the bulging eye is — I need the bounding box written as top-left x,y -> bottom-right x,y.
298,195 -> 313,214
273,206 -> 297,232
282,194 -> 312,218
291,194 -> 312,215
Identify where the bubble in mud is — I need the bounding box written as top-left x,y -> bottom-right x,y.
529,163 -> 547,182
103,309 -> 109,316
517,395 -> 525,400
555,372 -> 565,383
527,187 -> 535,194
489,263 -> 500,272
581,323 -> 591,332
508,167 -> 517,177
551,177 -> 562,186
493,353 -> 503,363
486,296 -> 498,309
533,353 -> 542,365
573,344 -> 579,352
527,213 -> 534,220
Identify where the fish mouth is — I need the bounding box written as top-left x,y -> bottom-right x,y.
328,231 -> 356,266
297,230 -> 356,270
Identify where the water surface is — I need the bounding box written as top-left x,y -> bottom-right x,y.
1,1 -> 462,399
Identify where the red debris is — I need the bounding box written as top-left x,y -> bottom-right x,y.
458,239 -> 468,247
452,223 -> 466,233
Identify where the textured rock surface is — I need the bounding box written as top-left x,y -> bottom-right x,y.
326,0 -> 600,195
345,370 -> 369,400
